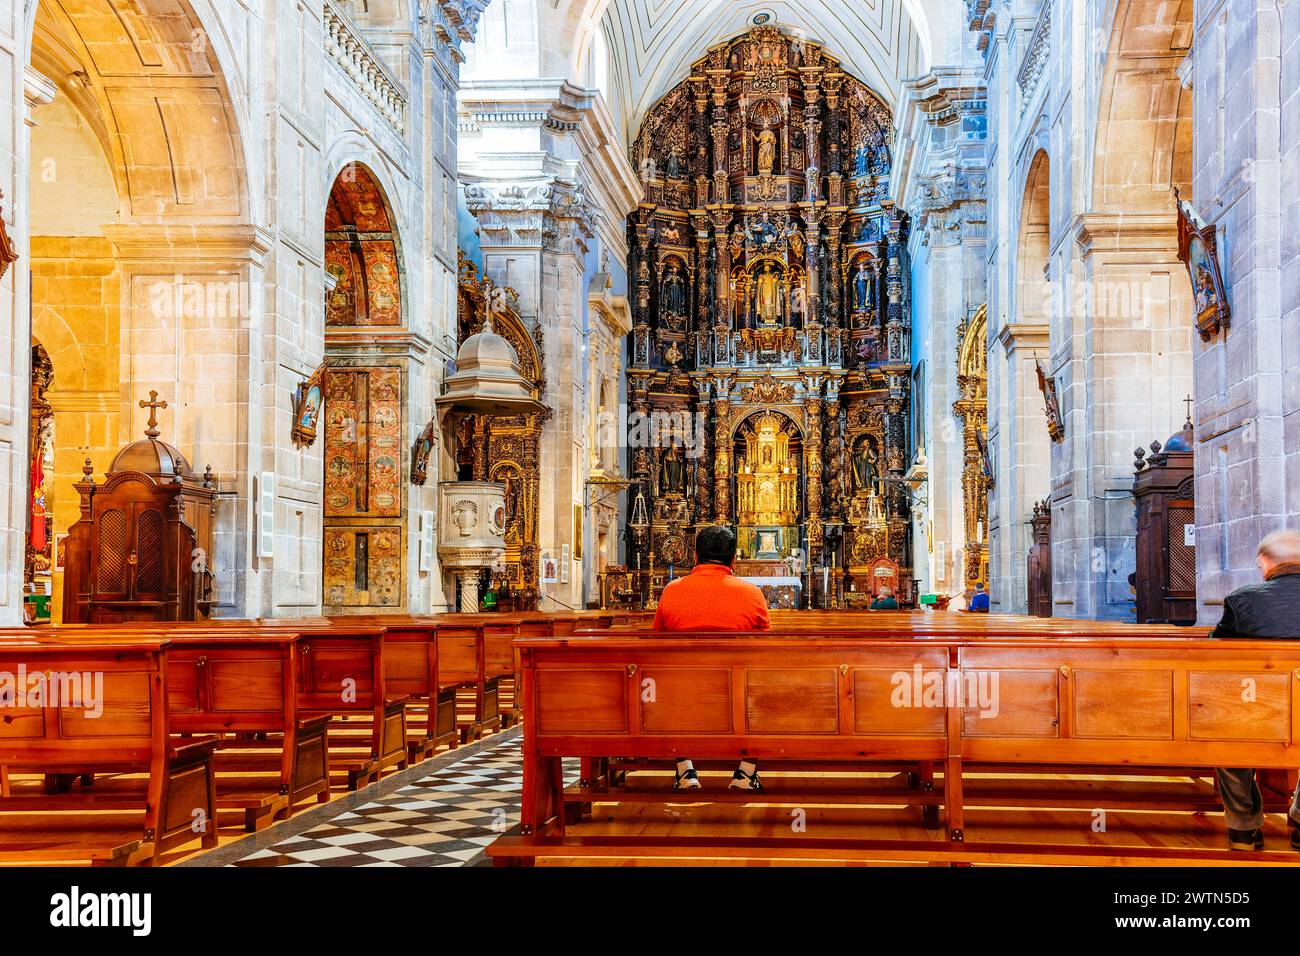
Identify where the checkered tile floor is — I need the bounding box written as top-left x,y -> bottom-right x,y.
229,734 -> 575,867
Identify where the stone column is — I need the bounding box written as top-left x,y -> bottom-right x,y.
457,569 -> 481,612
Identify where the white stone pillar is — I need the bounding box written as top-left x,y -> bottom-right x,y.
457,569 -> 481,612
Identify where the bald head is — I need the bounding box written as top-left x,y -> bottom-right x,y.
1258,529 -> 1300,576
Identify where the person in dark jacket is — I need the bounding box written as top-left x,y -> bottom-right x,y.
870,586 -> 899,610
1212,529 -> 1300,851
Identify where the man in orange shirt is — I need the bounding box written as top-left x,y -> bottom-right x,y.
652,525 -> 769,790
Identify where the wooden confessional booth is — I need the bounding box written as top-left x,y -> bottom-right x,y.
1132,418 -> 1197,625
62,398 -> 216,623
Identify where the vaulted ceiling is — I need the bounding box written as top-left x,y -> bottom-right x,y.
597,0 -> 928,143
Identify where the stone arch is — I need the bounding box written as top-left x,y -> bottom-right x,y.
1015,149 -> 1051,327
325,163 -> 407,328
27,0 -> 249,223
1091,0 -> 1193,211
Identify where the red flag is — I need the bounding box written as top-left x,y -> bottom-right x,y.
29,452 -> 46,553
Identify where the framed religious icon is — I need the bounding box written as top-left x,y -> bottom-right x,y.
409,419 -> 436,485
1175,188 -> 1231,341
1035,359 -> 1064,443
573,505 -> 583,560
540,551 -> 558,584
977,430 -> 994,486
291,363 -> 326,448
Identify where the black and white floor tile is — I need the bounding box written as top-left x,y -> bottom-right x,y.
222,732 -> 575,868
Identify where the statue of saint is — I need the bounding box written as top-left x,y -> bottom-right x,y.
665,147 -> 683,179
855,144 -> 870,177
786,222 -> 805,261
658,445 -> 686,495
853,262 -> 870,311
729,224 -> 745,257
755,126 -> 777,175
660,261 -> 686,314
852,443 -> 878,494
749,213 -> 777,247
755,261 -> 781,325
790,283 -> 807,322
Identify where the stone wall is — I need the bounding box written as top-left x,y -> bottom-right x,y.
1188,0 -> 1300,621
0,0 -> 483,621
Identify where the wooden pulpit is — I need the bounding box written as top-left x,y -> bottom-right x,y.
62,393 -> 217,623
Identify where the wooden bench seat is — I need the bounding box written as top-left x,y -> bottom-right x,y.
488,626 -> 1300,866
15,625 -> 335,828
0,638 -> 218,865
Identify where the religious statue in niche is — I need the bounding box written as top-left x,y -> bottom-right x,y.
665,147 -> 684,179
852,261 -> 871,312
865,122 -> 891,175
658,444 -> 686,495
790,284 -> 808,323
785,222 -> 805,261
660,222 -> 682,244
755,261 -> 782,325
729,224 -> 746,256
409,419 -> 436,485
1175,188 -> 1231,342
662,340 -> 684,366
660,260 -> 687,314
748,213 -> 778,248
852,441 -> 879,494
854,144 -> 870,177
755,125 -> 777,175
291,364 -> 326,448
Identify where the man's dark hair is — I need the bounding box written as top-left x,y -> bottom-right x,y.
696,525 -> 738,566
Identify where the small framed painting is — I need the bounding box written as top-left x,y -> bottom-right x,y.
540,551 -> 558,584
410,420 -> 436,485
291,364 -> 326,448
1175,188 -> 1231,342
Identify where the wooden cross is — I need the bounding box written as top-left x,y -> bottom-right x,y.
1183,394 -> 1194,424
139,390 -> 168,438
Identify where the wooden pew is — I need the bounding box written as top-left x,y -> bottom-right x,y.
431,620 -> 499,742
161,631 -> 330,828
489,627 -> 1300,865
7,625 -> 333,831
337,615 -> 460,761
0,637 -> 218,865
273,622 -> 407,790
78,619 -> 408,791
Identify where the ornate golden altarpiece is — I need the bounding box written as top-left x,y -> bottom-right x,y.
455,253 -> 547,609
953,305 -> 990,591
624,27 -> 913,606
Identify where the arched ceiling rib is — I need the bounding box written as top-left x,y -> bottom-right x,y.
598,0 -> 925,144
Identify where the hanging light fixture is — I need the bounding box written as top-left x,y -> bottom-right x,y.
629,486 -> 649,532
